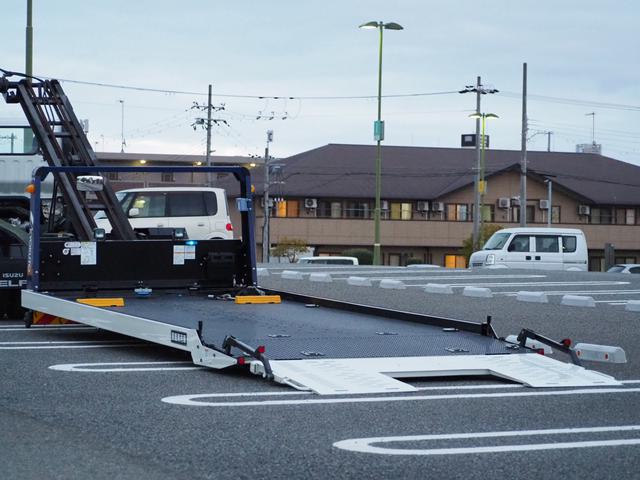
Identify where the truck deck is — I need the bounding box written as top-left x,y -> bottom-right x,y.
22,288 -> 622,395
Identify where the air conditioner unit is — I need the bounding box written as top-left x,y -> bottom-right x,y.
304,198 -> 318,209
381,200 -> 389,211
539,199 -> 550,210
511,197 -> 521,207
431,201 -> 444,212
498,197 -> 511,209
578,205 -> 591,216
416,201 -> 430,212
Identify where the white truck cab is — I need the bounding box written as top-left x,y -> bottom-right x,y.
95,187 -> 233,240
469,227 -> 588,271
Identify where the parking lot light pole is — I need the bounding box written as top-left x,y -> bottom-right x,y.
359,20 -> 403,266
468,112 -> 498,246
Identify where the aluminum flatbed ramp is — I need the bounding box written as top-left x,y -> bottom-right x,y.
22,290 -> 621,394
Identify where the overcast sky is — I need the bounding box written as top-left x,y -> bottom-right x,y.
2,1 -> 639,165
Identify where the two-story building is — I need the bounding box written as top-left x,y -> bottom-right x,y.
95,144 -> 640,270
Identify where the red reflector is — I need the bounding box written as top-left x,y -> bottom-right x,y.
237,357 -> 246,365
226,223 -> 233,231
561,338 -> 572,347
536,348 -> 545,355
257,345 -> 266,354
605,353 -> 609,360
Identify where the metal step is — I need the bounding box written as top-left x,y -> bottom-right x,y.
254,354 -> 622,395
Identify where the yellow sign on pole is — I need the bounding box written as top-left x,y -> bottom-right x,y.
479,180 -> 487,194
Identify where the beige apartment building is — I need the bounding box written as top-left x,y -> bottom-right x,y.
98,144 -> 640,270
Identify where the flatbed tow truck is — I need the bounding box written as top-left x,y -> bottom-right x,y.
0,70 -> 627,395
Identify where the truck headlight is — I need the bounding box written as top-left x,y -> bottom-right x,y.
485,254 -> 495,265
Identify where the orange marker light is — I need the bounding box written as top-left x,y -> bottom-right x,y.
25,183 -> 36,194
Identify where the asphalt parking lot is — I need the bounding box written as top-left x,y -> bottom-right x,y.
2,266 -> 640,479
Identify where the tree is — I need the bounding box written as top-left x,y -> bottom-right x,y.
341,248 -> 373,265
460,224 -> 504,264
271,237 -> 309,263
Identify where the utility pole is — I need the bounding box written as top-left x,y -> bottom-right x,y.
119,100 -> 125,153
191,86 -> 226,186
205,84 -> 213,186
23,0 -> 34,153
586,112 -> 596,145
459,77 -> 497,250
262,130 -> 274,263
520,62 -> 528,227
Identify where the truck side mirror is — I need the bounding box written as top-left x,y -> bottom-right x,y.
128,207 -> 140,217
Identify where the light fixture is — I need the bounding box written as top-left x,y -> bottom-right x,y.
139,159 -> 147,165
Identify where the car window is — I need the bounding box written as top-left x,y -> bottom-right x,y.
562,236 -> 577,253
629,267 -> 640,274
484,232 -> 511,250
130,193 -> 166,218
204,192 -> 218,216
508,235 -> 530,252
168,192 -> 207,217
535,235 -> 559,253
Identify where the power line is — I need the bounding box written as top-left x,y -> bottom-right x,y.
500,91 -> 640,112
43,75 -> 458,100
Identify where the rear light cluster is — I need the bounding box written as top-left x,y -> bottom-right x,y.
226,223 -> 233,231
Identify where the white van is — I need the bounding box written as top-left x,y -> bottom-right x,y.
469,227 -> 588,271
297,256 -> 359,265
95,187 -> 233,240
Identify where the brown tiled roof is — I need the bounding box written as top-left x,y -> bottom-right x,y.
244,144 -> 640,205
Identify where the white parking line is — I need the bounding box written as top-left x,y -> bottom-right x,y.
341,275 -> 548,281
161,386 -> 640,407
408,281 -> 630,288
500,290 -> 640,296
49,361 -> 202,372
333,425 -> 640,456
0,341 -> 146,350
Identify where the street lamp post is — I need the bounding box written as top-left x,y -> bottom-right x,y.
359,20 -> 403,266
468,112 -> 498,246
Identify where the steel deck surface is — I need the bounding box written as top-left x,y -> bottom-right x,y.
71,292 -> 523,360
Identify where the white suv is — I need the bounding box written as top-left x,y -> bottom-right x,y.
95,187 -> 233,240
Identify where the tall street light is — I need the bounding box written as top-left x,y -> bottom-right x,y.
468,112 -> 498,247
359,20 -> 403,266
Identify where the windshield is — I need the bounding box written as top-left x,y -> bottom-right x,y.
482,232 -> 511,250
607,265 -> 626,273
94,192 -> 130,220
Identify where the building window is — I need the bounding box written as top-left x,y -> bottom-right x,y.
616,208 -> 636,225
275,200 -> 299,218
512,206 -> 534,223
590,207 -> 612,224
615,256 -> 636,264
589,257 -> 604,272
445,255 -> 467,268
106,172 -> 119,181
330,202 -> 342,218
390,202 -> 412,220
161,172 -> 174,183
471,204 -> 494,222
345,201 -> 371,219
446,203 -> 468,221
